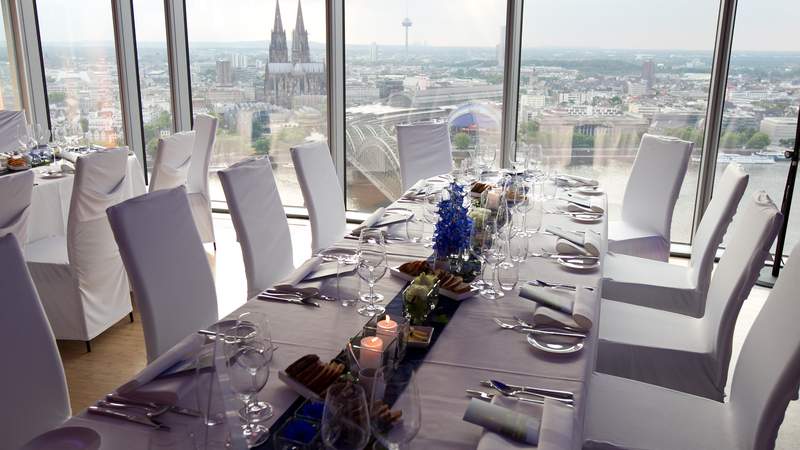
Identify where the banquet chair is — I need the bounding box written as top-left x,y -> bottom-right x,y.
596,191 -> 782,401
585,242 -> 800,450
0,234 -> 70,450
25,148 -> 132,351
148,131 -> 196,192
108,186 -> 218,362
0,109 -> 26,153
218,157 -> 294,298
0,169 -> 34,244
602,164 -> 748,317
187,114 -> 217,247
291,141 -> 347,253
396,122 -> 453,192
608,134 -> 693,261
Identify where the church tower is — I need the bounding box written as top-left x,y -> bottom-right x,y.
269,0 -> 289,63
291,0 -> 311,63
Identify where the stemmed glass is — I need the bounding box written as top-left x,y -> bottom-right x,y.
229,311 -> 274,422
507,142 -> 529,173
371,367 -> 421,450
510,179 -> 535,236
321,381 -> 371,450
357,228 -> 388,317
468,214 -> 491,291
480,222 -> 505,300
225,339 -> 273,447
421,192 -> 440,247
16,124 -> 34,152
477,143 -> 496,170
526,144 -> 543,178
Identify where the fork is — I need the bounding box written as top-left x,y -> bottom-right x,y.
493,318 -> 587,338
527,279 -> 596,291
466,389 -> 544,405
480,380 -> 574,405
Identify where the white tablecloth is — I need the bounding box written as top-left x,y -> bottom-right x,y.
26,156 -> 146,244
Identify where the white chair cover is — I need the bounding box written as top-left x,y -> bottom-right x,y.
396,122 -> 453,192
218,157 -> 294,299
585,242 -> 800,450
291,141 -> 346,252
0,169 -> 34,244
148,131 -> 196,192
608,134 -> 692,261
107,186 -> 218,362
602,164 -> 748,317
0,234 -> 70,450
26,148 -> 132,342
187,114 -> 217,244
0,109 -> 27,153
596,191 -> 782,400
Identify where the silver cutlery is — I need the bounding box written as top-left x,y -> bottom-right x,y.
528,252 -> 599,261
466,389 -> 544,405
258,293 -> 320,307
493,318 -> 587,339
106,393 -> 201,417
96,400 -> 170,418
545,210 -> 603,217
272,285 -> 336,302
479,380 -> 574,405
485,379 -> 574,400
527,279 -> 595,291
88,406 -> 170,430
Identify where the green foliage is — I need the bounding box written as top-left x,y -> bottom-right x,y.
48,92 -> 66,104
779,138 -> 796,148
143,111 -> 172,157
253,137 -> 271,155
745,132 -> 770,149
518,120 -> 540,143
664,127 -> 704,147
252,118 -> 265,141
453,132 -> 471,150
572,131 -> 594,148
79,118 -> 89,133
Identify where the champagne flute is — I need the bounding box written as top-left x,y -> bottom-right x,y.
371,366 -> 422,450
357,228 -> 388,317
321,381 -> 371,450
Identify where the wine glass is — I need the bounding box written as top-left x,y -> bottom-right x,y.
321,381 -> 371,450
469,214 -> 491,290
481,228 -> 506,300
510,179 -> 535,236
421,192 -> 441,247
225,339 -> 273,447
357,228 -> 388,317
16,124 -> 32,152
228,311 -> 274,422
371,366 -> 422,450
507,142 -> 528,173
526,144 -> 543,177
478,143 -> 496,169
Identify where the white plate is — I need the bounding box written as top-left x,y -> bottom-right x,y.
389,266 -> 477,301
575,186 -> 603,195
408,325 -> 434,348
20,426 -> 101,450
565,212 -> 603,224
278,371 -> 323,401
526,330 -> 584,354
556,257 -> 599,271
40,172 -> 67,179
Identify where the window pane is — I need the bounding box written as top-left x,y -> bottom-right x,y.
516,0 -> 721,243
345,0 -> 507,212
715,0 -> 799,256
38,0 -> 125,146
186,0 -> 328,207
0,3 -> 21,110
132,0 -> 173,171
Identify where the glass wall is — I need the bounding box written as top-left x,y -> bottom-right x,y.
132,0 -> 174,170
715,0 -> 800,255
186,0 -> 328,206
516,0 -> 721,243
37,0 -> 125,146
0,2 -> 21,110
344,0 -> 508,212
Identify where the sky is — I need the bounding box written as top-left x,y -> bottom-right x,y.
31,0 -> 800,52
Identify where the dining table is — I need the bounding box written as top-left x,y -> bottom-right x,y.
59,173 -> 607,450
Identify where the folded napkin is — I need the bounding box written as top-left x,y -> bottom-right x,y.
350,207 -> 386,236
561,194 -> 604,214
278,256 -> 323,286
560,174 -> 598,187
466,398 -> 540,447
546,227 -> 601,257
116,334 -> 205,404
474,396 -> 574,450
305,262 -> 357,281
520,284 -> 596,330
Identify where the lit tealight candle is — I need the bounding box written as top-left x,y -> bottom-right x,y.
376,315 -> 398,343
485,191 -> 501,210
359,336 -> 384,369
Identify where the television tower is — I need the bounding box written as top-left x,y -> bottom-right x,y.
402,8 -> 412,60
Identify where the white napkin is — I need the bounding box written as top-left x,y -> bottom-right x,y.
520,284 -> 596,330
115,334 -> 205,404
547,227 -> 601,257
279,256 -> 323,286
561,174 -> 598,187
475,396 -> 573,450
350,207 -> 386,236
561,194 -> 604,214
305,262 -> 357,281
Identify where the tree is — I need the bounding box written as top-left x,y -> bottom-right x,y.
745,132 -> 770,149
48,92 -> 66,104
572,131 -> 594,149
253,137 -> 271,155
453,132 -> 471,150
779,138 -> 795,148
79,118 -> 89,133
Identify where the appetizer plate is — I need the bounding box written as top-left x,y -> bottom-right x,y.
526,329 -> 584,354
556,257 -> 600,271
278,371 -> 324,402
407,325 -> 434,348
389,266 -> 477,301
575,186 -> 604,195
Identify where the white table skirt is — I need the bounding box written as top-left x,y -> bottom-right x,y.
26,156 -> 146,244
61,178 -> 606,450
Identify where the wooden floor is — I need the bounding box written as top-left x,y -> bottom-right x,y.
57,214 -> 799,448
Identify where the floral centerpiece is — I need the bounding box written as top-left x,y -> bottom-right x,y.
433,182 -> 473,272
403,273 -> 439,325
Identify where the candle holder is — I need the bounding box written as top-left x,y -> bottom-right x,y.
272,416 -> 320,449
402,279 -> 440,326
363,313 -> 410,368
346,333 -> 399,379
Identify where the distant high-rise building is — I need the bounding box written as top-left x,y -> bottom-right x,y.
402,16 -> 412,60
496,26 -> 506,67
216,59 -> 232,85
231,53 -> 248,69
627,81 -> 646,97
641,60 -> 655,89
370,42 -> 378,62
760,117 -> 798,143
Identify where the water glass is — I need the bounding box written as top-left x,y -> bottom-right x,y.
319,247 -> 359,307
543,171 -> 558,200
226,341 -> 273,447
497,261 -> 519,291
321,382 -> 371,450
371,366 -> 421,450
405,218 -> 424,243
509,232 -> 529,263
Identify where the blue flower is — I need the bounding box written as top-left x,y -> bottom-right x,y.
433,182 -> 473,257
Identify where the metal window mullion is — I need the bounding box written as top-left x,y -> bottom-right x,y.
693,0 -> 738,236
165,0 -> 191,132
111,0 -> 145,175
327,0 -> 345,197
500,0 -> 523,169
15,0 -> 48,129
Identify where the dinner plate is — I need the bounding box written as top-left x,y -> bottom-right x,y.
40,171 -> 67,179
526,329 -> 584,354
205,319 -> 256,340
575,186 -> 603,195
556,257 -> 600,271
20,426 -> 101,450
565,211 -> 603,224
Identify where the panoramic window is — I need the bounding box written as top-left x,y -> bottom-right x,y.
0,3 -> 21,111
715,0 -> 800,254
344,0 -> 508,212
187,0 -> 328,207
132,0 -> 174,170
516,0 -> 721,243
37,0 -> 125,147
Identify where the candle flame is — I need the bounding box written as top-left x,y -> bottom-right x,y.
385,314 -> 390,321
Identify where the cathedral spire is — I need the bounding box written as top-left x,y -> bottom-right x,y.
269,0 -> 289,63
292,0 -> 311,63
273,0 -> 284,33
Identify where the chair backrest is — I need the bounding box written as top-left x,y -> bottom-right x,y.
218,157 -> 294,298
620,134 -> 692,242
187,114 -> 217,197
0,233 -> 70,449
149,131 -> 196,193
687,163 -> 748,293
0,169 -> 34,244
0,110 -> 27,153
702,191 -> 782,396
396,122 -> 453,191
729,243 -> 800,450
107,186 -> 218,362
290,141 -> 346,252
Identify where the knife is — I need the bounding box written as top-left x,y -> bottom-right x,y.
106,393 -> 201,417
489,380 -> 574,400
257,293 -> 320,307
88,406 -> 170,430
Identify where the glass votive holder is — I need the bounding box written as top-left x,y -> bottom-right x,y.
362,313 -> 409,366
346,334 -> 397,378
272,417 -> 320,450
295,399 -> 325,423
